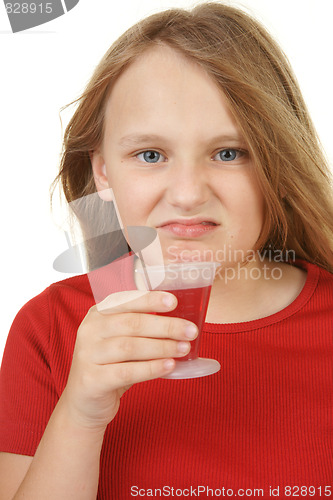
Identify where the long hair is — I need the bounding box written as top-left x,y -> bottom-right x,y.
52,2 -> 333,272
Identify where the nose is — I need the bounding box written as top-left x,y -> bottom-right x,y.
165,161 -> 210,212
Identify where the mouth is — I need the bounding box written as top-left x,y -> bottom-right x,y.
157,218 -> 219,238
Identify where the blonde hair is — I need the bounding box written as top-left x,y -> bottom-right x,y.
53,2 -> 333,272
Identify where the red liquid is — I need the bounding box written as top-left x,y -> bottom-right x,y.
160,285 -> 212,361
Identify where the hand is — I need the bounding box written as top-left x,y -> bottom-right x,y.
58,290 -> 198,433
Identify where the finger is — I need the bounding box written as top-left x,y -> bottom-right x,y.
96,290 -> 177,314
92,337 -> 191,364
99,313 -> 198,341
107,358 -> 177,388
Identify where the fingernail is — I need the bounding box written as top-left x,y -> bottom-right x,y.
162,294 -> 175,308
178,341 -> 190,353
185,324 -> 198,339
164,359 -> 175,371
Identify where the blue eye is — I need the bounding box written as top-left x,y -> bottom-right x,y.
136,150 -> 164,163
215,149 -> 241,162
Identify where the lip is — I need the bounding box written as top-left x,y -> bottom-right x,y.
158,217 -> 219,227
157,218 -> 220,238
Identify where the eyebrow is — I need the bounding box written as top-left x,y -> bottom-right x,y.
118,134 -> 167,148
118,133 -> 247,148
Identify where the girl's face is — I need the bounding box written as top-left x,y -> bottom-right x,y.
91,45 -> 264,266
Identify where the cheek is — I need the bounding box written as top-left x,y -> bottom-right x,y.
111,184 -> 153,226
223,177 -> 265,239
225,184 -> 263,216
239,171 -> 264,218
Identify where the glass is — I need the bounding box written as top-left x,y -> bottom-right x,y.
135,261 -> 221,379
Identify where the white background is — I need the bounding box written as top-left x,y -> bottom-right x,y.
0,0 -> 332,360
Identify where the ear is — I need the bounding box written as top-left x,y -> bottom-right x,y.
90,150 -> 113,202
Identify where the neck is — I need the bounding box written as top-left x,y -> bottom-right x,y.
206,258 -> 307,323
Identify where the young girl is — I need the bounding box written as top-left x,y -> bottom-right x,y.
0,2 -> 332,499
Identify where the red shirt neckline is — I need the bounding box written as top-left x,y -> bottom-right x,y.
205,260 -> 320,333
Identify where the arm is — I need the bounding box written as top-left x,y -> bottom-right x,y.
0,290 -> 197,499
0,406 -> 103,500
10,401 -> 105,500
0,453 -> 32,500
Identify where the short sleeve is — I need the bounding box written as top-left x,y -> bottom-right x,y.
0,289 -> 59,456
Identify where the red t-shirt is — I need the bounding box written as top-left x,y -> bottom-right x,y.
0,256 -> 332,499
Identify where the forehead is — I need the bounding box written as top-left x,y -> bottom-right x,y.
103,44 -> 242,141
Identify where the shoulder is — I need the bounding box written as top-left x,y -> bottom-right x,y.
294,260 -> 333,324
47,274 -> 94,311
5,275 -> 93,358
315,263 -> 333,304
13,251 -> 136,330
297,259 -> 333,294
14,274 -> 93,323
317,264 -> 333,286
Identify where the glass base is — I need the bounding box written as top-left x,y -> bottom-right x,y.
162,358 -> 221,380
